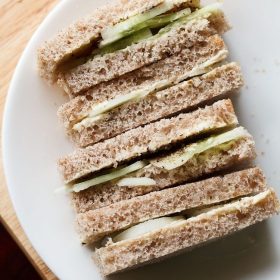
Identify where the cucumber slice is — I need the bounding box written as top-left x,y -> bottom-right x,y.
96,28 -> 153,56
72,79 -> 169,131
157,3 -> 222,36
113,216 -> 185,242
117,177 -> 156,187
137,7 -> 191,30
186,49 -> 228,77
101,7 -> 191,46
151,127 -> 249,170
100,3 -> 221,49
71,160 -> 148,192
101,1 -> 177,46
73,114 -> 104,132
85,79 -> 169,119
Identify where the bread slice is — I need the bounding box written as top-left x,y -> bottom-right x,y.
38,0 -> 201,82
72,134 -> 255,213
94,189 -> 280,276
63,62 -> 243,147
57,10 -> 229,95
58,99 -> 238,183
77,167 -> 265,244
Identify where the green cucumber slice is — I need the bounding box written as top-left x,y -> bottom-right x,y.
117,177 -> 156,187
136,7 -> 191,30
87,79 -> 168,118
96,28 -> 153,56
151,127 -> 249,170
71,160 -> 148,192
99,3 -> 221,52
113,216 -> 185,242
157,3 -> 222,36
101,7 -> 191,47
101,0 -> 178,46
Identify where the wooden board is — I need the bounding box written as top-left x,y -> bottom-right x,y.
0,0 -> 59,279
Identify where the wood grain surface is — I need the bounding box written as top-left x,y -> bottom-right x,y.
0,1 -> 59,279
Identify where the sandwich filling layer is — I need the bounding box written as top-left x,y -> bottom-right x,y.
100,4 -> 192,46
66,127 -> 248,192
74,3 -> 220,67
99,3 -> 220,51
113,216 -> 185,243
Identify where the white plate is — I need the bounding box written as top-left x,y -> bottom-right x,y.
2,0 -> 280,279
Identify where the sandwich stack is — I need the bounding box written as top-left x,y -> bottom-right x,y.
38,0 -> 280,276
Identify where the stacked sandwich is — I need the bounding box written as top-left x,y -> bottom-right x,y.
38,0 -> 280,276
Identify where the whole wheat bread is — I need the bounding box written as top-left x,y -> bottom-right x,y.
77,167 -> 265,244
58,99 -> 238,183
72,136 -> 255,213
94,189 -> 280,275
57,11 -> 229,95
66,62 -> 242,147
38,0 -> 200,82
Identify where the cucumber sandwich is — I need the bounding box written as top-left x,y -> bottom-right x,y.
38,0 -> 201,83
94,188 -> 279,275
38,1 -> 228,91
57,2 -> 229,96
37,0 -> 280,276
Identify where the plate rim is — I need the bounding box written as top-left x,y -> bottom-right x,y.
2,0 -> 70,277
